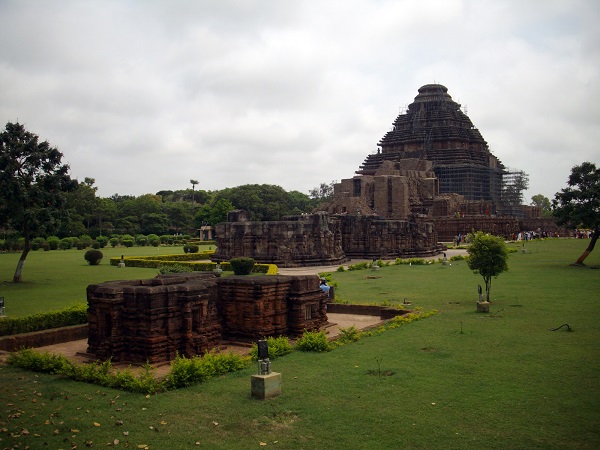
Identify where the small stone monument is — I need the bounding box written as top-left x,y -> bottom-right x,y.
0,297 -> 5,316
118,255 -> 126,268
476,284 -> 489,313
251,339 -> 282,399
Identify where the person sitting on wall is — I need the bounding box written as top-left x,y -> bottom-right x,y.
319,278 -> 331,297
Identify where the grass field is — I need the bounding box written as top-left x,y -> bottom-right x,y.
0,239 -> 599,449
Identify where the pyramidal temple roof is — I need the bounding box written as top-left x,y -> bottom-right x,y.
376,83 -> 487,153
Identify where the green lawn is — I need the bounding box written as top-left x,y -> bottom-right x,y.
0,239 -> 599,449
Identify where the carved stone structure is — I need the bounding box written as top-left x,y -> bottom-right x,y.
214,212 -> 346,267
316,84 -> 556,241
213,84 -> 553,264
360,84 -> 505,205
214,211 -> 442,266
87,272 -> 327,364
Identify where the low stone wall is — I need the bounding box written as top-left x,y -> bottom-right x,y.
327,303 -> 410,320
0,324 -> 88,352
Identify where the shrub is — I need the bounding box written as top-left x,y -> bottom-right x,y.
91,241 -> 101,249
96,235 -> 109,248
229,257 -> 255,275
151,239 -> 160,247
336,265 -> 346,272
79,234 -> 93,248
158,263 -> 194,274
164,352 -> 250,390
8,350 -> 163,395
335,326 -> 363,345
84,249 -> 104,265
135,234 -> 148,246
249,336 -> 293,361
122,239 -> 134,247
59,237 -> 73,250
109,237 -> 119,247
295,330 -> 332,352
348,261 -> 369,271
46,236 -> 60,250
31,237 -> 46,251
0,304 -> 88,336
147,234 -> 160,243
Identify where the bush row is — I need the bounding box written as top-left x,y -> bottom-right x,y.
110,253 -> 278,275
0,304 -> 88,336
7,349 -> 250,395
0,234 -> 216,252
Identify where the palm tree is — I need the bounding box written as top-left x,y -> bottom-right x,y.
190,179 -> 199,205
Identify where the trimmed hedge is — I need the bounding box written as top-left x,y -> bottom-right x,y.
110,251 -> 278,275
109,251 -> 215,266
0,304 -> 88,336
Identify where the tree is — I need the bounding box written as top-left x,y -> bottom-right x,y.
552,161 -> 600,265
309,181 -> 336,201
190,179 -> 199,205
467,231 -> 509,302
194,198 -> 235,227
530,194 -> 552,217
0,122 -> 77,282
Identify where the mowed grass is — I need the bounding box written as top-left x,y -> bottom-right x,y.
0,239 -> 599,449
0,245 -> 211,317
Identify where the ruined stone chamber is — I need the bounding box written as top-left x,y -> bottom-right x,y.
340,215 -> 442,259
214,211 -> 442,266
213,211 -> 348,267
87,273 -> 327,364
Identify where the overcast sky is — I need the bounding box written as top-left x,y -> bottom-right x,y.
1,0 -> 598,201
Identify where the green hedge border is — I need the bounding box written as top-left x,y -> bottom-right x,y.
109,251 -> 278,275
0,304 -> 88,336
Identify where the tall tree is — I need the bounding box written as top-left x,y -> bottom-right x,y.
0,122 -> 77,282
552,162 -> 600,265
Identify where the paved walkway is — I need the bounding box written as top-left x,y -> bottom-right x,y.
277,248 -> 468,276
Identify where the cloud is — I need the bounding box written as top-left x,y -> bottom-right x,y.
1,0 -> 598,201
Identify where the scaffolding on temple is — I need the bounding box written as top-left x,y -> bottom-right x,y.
500,168 -> 530,218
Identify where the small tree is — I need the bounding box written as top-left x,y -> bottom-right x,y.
552,162 -> 600,266
84,249 -> 103,265
229,257 -> 255,275
467,231 -> 509,302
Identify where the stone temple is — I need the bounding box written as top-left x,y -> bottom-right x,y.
215,84 -> 559,265
322,84 -> 512,220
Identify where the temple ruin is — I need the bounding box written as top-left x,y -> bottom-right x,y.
214,83 -> 561,263
87,272 -> 327,364
213,210 -> 442,266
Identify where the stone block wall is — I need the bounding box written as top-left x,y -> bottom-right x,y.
214,213 -> 347,267
87,273 -> 328,364
341,216 -> 441,258
87,273 -> 221,364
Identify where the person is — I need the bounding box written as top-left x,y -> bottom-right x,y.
319,278 -> 331,296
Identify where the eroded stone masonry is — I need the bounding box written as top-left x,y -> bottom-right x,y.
214,84 -> 563,265
214,210 -> 443,267
87,272 -> 327,364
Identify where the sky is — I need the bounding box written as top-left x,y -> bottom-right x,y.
1,0 -> 599,201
